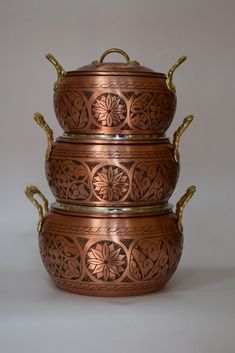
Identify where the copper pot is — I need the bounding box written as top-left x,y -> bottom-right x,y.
25,185 -> 196,297
34,113 -> 193,207
46,48 -> 187,136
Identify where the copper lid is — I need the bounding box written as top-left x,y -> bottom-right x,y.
46,48 -> 187,93
66,48 -> 166,77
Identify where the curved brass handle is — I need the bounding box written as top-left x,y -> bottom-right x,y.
173,115 -> 193,163
92,48 -> 139,65
25,185 -> 49,233
34,112 -> 54,161
176,185 -> 196,234
166,56 -> 187,94
45,53 -> 65,91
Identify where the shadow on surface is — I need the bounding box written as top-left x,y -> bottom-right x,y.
165,266 -> 235,293
97,266 -> 235,305
1,266 -> 235,315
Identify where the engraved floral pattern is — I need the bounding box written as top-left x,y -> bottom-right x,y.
39,233 -> 82,280
130,92 -> 175,130
54,91 -> 89,130
132,162 -> 176,201
46,160 -> 90,201
91,93 -> 127,127
93,165 -> 129,201
86,241 -> 127,281
130,238 -> 181,280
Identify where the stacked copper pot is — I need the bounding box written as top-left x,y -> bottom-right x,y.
25,48 -> 196,296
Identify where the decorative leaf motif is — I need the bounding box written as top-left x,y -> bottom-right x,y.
130,92 -> 174,130
39,233 -> 82,280
61,259 -> 81,280
46,160 -> 91,201
54,90 -> 89,129
130,238 -> 181,281
132,162 -> 175,202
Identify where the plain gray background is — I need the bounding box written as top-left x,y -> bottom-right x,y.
0,0 -> 235,352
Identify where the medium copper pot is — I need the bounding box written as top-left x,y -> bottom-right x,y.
34,113 -> 193,207
25,185 -> 196,297
46,48 -> 187,136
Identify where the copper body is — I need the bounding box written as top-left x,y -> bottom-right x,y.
39,205 -> 182,296
46,136 -> 179,207
54,65 -> 176,136
25,49 -> 196,297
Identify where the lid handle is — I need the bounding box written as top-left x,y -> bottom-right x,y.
93,48 -> 139,65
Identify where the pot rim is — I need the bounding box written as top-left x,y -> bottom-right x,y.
65,71 -> 167,78
51,202 -> 173,217
65,62 -> 166,78
57,133 -> 170,145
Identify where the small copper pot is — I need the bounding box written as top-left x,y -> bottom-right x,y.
25,185 -> 196,297
34,113 -> 193,207
46,48 -> 187,136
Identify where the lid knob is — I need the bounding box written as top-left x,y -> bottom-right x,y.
92,48 -> 139,65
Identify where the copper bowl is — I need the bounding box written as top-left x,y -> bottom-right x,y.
34,113 -> 193,207
46,48 -> 187,136
25,185 -> 196,297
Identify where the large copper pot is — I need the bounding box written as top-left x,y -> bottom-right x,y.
25,185 -> 196,297
34,113 -> 193,207
46,48 -> 187,136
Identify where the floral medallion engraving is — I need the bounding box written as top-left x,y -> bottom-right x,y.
86,241 -> 127,281
92,165 -> 129,201
91,93 -> 127,127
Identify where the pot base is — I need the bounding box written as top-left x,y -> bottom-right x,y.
53,279 -> 168,297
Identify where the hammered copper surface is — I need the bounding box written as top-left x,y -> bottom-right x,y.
39,205 -> 182,296
45,136 -> 179,207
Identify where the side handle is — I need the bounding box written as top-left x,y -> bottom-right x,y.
176,185 -> 196,234
25,185 -> 49,233
45,53 -> 65,91
34,112 -> 54,161
166,56 -> 187,94
173,115 -> 193,163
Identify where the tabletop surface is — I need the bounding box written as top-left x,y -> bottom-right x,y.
1,265 -> 235,353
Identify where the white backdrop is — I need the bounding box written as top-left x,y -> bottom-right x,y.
0,0 -> 235,352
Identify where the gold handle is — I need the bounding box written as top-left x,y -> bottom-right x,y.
34,112 -> 54,161
45,53 -> 65,91
92,48 -> 139,65
166,56 -> 187,94
176,185 -> 196,234
25,185 -> 49,233
173,115 -> 193,163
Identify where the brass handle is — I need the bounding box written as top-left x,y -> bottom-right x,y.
166,56 -> 187,94
176,185 -> 196,234
173,115 -> 193,163
34,112 -> 54,161
45,53 -> 65,91
93,48 -> 139,65
25,185 -> 49,233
